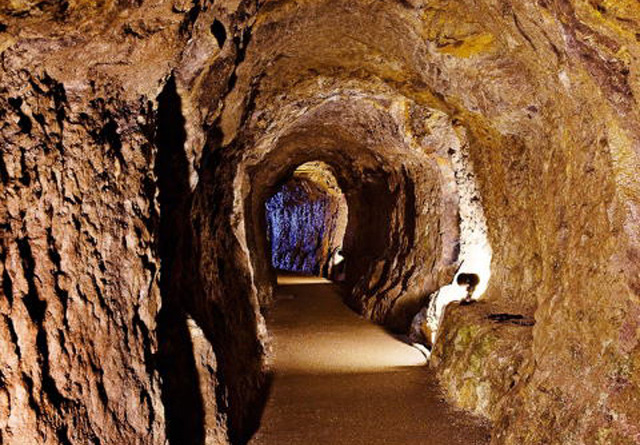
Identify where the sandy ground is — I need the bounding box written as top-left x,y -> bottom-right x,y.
250,276 -> 491,445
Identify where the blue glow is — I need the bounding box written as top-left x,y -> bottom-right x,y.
265,183 -> 330,275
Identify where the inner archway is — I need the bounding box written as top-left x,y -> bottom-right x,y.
264,161 -> 348,278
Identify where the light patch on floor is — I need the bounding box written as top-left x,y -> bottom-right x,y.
277,274 -> 332,285
251,278 -> 491,444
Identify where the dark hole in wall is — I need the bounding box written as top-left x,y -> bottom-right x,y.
101,119 -> 126,166
154,76 -> 206,445
0,246 -> 13,304
55,422 -> 72,445
19,150 -> 30,185
210,19 -> 227,48
35,0 -> 69,15
227,72 -> 238,91
17,237 -> 45,325
487,313 -> 535,326
9,97 -> 33,134
0,152 -> 9,185
17,114 -> 33,134
8,97 -> 22,109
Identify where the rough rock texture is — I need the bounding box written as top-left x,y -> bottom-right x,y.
429,303 -> 534,425
1,0 -> 640,444
0,1 -> 264,444
265,162 -> 347,276
219,1 -> 640,442
187,317 -> 230,445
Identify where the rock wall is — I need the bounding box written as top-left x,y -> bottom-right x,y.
0,64 -> 167,444
265,166 -> 347,276
0,1 -> 265,444
216,0 -> 640,442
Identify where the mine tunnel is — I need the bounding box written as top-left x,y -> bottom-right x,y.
2,1 -> 640,445
264,161 -> 348,279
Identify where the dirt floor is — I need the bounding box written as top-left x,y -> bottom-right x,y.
250,275 -> 492,445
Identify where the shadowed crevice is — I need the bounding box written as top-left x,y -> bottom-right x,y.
154,75 -> 206,445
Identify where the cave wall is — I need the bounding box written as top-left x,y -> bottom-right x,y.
1,0 -> 639,444
190,148 -> 269,444
0,67 -> 167,445
265,169 -> 347,276
0,0 -> 262,443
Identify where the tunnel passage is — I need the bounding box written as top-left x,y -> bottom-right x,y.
235,94 -> 474,333
2,0 -> 639,443
245,140 -> 400,314
166,87 -> 494,445
156,13 -> 494,443
265,161 -> 348,277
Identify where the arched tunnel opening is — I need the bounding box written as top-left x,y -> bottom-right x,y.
264,161 -> 348,279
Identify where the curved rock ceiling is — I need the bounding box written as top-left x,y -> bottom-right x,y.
1,0 -> 639,444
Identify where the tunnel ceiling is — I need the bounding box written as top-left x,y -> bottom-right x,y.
1,0 -> 640,444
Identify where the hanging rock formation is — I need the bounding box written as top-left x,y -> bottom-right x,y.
1,0 -> 639,444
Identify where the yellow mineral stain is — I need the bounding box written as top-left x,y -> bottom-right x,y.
608,119 -> 640,203
435,156 -> 451,168
437,33 -> 495,58
575,0 -> 640,42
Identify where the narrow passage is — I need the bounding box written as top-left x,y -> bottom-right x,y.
250,276 -> 491,445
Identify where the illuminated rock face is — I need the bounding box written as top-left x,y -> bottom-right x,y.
265,168 -> 347,276
266,182 -> 326,274
1,0 -> 640,444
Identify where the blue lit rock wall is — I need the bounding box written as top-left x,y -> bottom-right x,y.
265,177 -> 343,276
